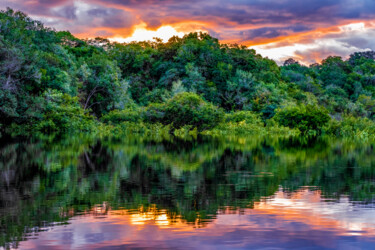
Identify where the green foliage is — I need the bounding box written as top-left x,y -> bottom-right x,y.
275,104 -> 330,135
319,56 -> 349,89
204,110 -> 299,136
101,107 -> 142,124
35,90 -> 95,133
0,89 -> 18,121
225,111 -> 263,125
340,116 -> 375,139
79,55 -> 123,116
143,103 -> 166,123
326,115 -> 375,140
2,8 -> 375,138
164,92 -> 224,131
357,94 -> 375,118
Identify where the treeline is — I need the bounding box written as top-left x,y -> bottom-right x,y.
1,8 -> 375,137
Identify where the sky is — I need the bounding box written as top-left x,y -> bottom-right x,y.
2,0 -> 375,64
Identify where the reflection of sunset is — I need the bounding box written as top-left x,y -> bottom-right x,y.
19,188 -> 375,249
99,205 -> 199,231
98,188 -> 375,237
54,188 -> 375,235
253,188 -> 375,237
128,206 -> 179,227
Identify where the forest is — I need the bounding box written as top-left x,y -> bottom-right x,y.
1,8 -> 375,138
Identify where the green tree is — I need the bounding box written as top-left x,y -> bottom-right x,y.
275,104 -> 330,135
164,92 -> 224,131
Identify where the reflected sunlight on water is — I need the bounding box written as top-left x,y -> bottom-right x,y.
254,188 -> 375,237
2,135 -> 375,249
16,187 -> 375,249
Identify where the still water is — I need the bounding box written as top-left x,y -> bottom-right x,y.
1,134 -> 375,249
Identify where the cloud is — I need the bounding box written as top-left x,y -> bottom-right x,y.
1,0 -> 375,63
87,0 -> 375,27
0,1 -> 137,38
253,23 -> 375,65
55,5 -> 77,20
238,25 -> 313,42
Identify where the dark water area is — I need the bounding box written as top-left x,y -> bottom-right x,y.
1,134 -> 375,249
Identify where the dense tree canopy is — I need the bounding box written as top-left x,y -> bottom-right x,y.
1,8 -> 375,136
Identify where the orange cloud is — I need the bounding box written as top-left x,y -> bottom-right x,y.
2,0 -> 375,63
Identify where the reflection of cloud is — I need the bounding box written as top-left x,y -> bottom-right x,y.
19,187 -> 375,249
253,188 -> 375,236
1,1 -> 375,63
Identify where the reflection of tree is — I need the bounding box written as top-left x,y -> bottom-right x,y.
80,141 -> 112,175
1,135 -> 375,247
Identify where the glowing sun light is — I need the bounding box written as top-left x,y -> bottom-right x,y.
110,25 -> 186,43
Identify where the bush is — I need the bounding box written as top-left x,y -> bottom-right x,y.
101,107 -> 142,124
0,89 -> 18,123
225,111 -> 263,126
164,92 -> 224,131
275,104 -> 330,135
143,103 -> 166,123
333,115 -> 375,139
36,90 -> 95,133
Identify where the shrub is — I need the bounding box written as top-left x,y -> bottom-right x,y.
225,111 -> 263,126
36,90 -> 95,133
143,103 -> 166,123
275,104 -> 330,135
164,92 -> 224,131
334,115 -> 375,139
101,107 -> 142,124
0,89 -> 18,123
261,104 -> 277,120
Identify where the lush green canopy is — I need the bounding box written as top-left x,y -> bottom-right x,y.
1,8 -> 375,136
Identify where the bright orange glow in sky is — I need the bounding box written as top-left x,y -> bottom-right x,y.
110,24 -> 188,43
1,0 -> 375,64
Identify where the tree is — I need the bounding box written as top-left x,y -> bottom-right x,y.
275,104 -> 330,135
78,54 -> 122,116
283,58 -> 300,66
164,92 -> 224,131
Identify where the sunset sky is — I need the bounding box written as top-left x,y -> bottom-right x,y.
2,0 -> 375,64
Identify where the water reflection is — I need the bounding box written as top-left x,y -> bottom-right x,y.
14,188 -> 375,249
1,135 -> 375,249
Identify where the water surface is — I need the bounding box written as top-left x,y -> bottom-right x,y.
1,135 -> 375,249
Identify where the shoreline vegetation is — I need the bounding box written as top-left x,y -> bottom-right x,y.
2,8 -> 375,140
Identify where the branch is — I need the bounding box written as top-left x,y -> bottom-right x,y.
86,101 -> 102,110
84,86 -> 104,110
